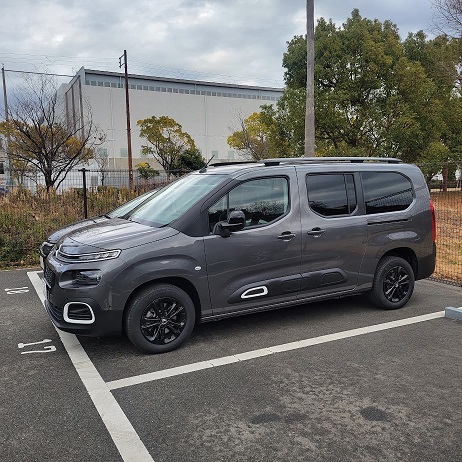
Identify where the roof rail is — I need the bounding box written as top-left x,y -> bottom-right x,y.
210,161 -> 257,167
207,157 -> 402,169
261,157 -> 402,166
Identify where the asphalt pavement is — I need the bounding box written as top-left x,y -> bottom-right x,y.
1,268 -> 461,462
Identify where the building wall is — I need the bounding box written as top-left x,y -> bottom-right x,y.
61,68 -> 284,171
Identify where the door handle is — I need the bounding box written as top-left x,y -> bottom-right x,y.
307,227 -> 325,237
277,231 -> 296,241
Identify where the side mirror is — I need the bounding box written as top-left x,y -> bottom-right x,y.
215,210 -> 246,237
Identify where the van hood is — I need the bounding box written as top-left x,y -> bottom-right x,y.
57,218 -> 179,254
47,216 -> 109,244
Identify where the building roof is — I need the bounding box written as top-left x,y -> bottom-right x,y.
70,67 -> 284,97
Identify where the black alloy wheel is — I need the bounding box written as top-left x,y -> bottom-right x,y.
125,283 -> 196,353
369,256 -> 415,310
140,297 -> 187,345
383,265 -> 410,303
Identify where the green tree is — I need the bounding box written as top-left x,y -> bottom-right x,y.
279,9 -> 462,164
136,162 -> 159,181
313,11 -> 407,157
403,32 -> 462,180
137,116 -> 196,179
418,141 -> 454,183
227,112 -> 281,160
271,88 -> 307,157
171,147 -> 206,172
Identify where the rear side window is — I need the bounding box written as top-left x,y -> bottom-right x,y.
208,177 -> 289,232
361,172 -> 413,214
306,174 -> 357,217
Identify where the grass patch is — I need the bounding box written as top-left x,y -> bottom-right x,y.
0,187 -> 151,268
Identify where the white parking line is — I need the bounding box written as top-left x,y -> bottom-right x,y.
28,271 -> 155,462
106,310 -> 445,390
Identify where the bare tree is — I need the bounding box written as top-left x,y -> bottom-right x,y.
0,72 -> 104,191
94,148 -> 110,186
305,0 -> 315,157
433,0 -> 462,36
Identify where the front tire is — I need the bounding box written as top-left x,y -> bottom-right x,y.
125,283 -> 196,353
369,256 -> 415,310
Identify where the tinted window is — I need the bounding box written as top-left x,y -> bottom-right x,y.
307,174 -> 357,217
208,177 -> 289,232
361,172 -> 413,214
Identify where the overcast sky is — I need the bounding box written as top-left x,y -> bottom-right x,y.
1,0 -> 436,112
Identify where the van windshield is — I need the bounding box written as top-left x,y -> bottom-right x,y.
105,189 -> 158,218
127,173 -> 226,227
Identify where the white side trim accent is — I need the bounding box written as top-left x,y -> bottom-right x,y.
241,286 -> 268,299
63,302 -> 96,324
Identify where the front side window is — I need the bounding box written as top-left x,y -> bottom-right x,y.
361,172 -> 413,214
208,177 -> 289,232
306,174 -> 357,217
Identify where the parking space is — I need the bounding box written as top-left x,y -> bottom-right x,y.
0,269 -> 122,462
2,269 -> 462,461
114,319 -> 462,462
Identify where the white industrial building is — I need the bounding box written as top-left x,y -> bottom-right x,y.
60,67 -> 284,171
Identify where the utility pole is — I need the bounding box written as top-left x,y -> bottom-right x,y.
1,65 -> 11,185
304,0 -> 315,157
2,65 -> 8,121
119,50 -> 133,189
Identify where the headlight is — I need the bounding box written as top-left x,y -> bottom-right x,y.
56,248 -> 121,262
75,250 -> 121,261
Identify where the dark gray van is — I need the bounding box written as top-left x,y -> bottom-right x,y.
41,158 -> 436,353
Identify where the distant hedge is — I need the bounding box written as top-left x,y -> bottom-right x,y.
0,187 -> 142,268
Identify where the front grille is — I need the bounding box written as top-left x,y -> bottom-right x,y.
46,300 -> 64,322
43,264 -> 55,288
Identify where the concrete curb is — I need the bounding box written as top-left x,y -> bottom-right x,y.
445,306 -> 462,321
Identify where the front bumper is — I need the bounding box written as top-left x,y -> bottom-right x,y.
45,297 -> 123,337
43,256 -> 124,338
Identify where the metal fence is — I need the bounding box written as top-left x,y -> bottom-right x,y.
0,168 -> 189,218
430,189 -> 462,285
0,167 -> 187,193
0,166 -> 461,285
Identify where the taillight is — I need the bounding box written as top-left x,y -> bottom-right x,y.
430,200 -> 436,242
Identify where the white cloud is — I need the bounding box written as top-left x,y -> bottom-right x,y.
0,0 -> 436,111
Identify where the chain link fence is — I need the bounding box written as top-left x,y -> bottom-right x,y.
429,189 -> 462,285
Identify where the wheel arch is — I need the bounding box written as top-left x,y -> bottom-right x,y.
380,247 -> 418,278
123,277 -> 202,328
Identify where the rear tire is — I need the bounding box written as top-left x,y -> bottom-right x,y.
125,283 -> 195,353
369,256 -> 415,310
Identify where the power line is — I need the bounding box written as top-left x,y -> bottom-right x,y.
2,69 -> 74,77
0,52 -> 284,87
